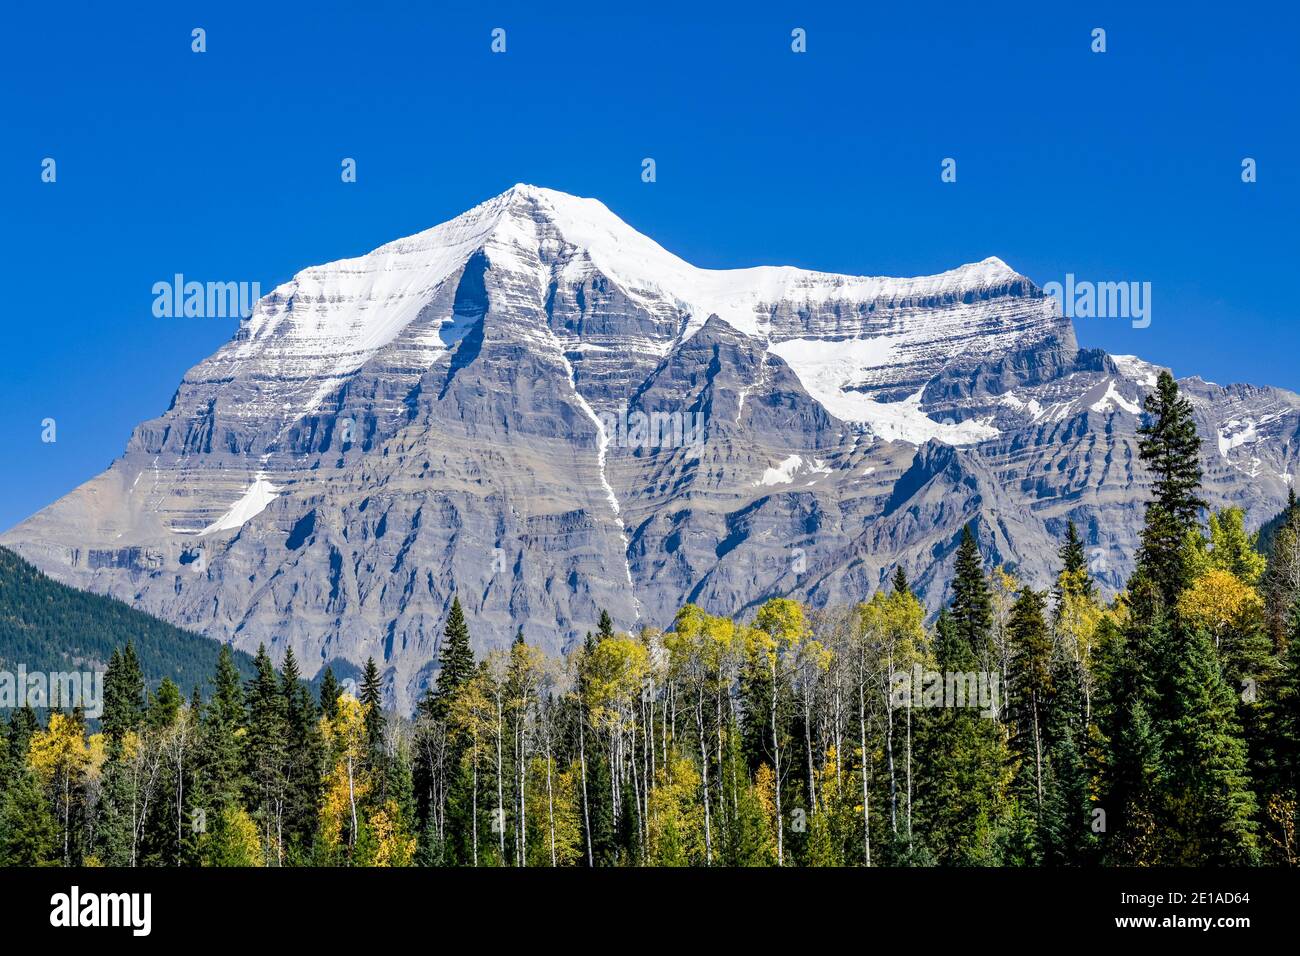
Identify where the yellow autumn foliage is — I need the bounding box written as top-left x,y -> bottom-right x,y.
1177,568 -> 1263,639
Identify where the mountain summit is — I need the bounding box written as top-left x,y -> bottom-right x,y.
5,185 -> 1297,711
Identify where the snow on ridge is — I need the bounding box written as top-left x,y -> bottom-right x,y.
1090,380 -> 1142,415
1111,354 -> 1163,389
234,185 -> 1031,371
209,184 -> 1047,432
768,336 -> 1000,445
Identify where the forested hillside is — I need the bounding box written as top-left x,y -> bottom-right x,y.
0,546 -> 256,702
3,372 -> 1300,867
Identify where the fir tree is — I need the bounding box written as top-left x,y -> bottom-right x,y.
1135,370 -> 1205,607
245,644 -> 288,865
0,763 -> 58,866
1007,587 -> 1053,849
430,597 -> 475,721
950,525 -> 994,667
891,565 -> 911,598
359,658 -> 385,767
1159,625 -> 1258,864
319,667 -> 341,722
201,644 -> 248,820
101,642 -> 145,748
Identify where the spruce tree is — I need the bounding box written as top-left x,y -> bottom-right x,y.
359,658 -> 385,759
1055,520 -> 1094,605
280,648 -> 322,861
201,644 -> 248,821
0,763 -> 58,866
597,608 -> 616,641
102,643 -> 145,749
891,565 -> 911,597
1095,610 -> 1167,864
245,644 -> 287,864
1007,587 -> 1053,849
1135,370 -> 1205,607
319,667 -> 341,721
1039,653 -> 1095,865
359,657 -> 387,801
1160,625 -> 1259,864
950,525 -> 994,667
430,597 -> 475,721
916,608 -> 1011,864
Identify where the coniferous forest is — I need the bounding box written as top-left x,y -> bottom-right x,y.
3,372 -> 1300,868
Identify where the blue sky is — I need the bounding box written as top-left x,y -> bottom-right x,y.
2,0 -> 1297,531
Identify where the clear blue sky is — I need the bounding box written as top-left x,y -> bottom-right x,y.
2,0 -> 1297,531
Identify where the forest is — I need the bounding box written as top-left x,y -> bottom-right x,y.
2,370 -> 1298,867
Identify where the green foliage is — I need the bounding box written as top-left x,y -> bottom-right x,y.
0,547 -> 257,719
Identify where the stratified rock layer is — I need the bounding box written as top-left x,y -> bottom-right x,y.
6,186 -> 1297,711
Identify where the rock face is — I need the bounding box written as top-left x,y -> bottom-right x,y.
5,185 -> 1298,711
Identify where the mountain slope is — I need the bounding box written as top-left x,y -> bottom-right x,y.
5,185 -> 1298,711
0,546 -> 257,700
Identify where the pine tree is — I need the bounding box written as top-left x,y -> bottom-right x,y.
359,657 -> 386,773
430,597 -> 475,722
1135,370 -> 1205,607
1055,520 -> 1093,605
201,645 -> 248,820
891,565 -> 911,598
1007,587 -> 1053,852
1160,625 -> 1258,864
319,667 -> 341,722
950,525 -> 994,667
0,762 -> 58,866
245,644 -> 288,865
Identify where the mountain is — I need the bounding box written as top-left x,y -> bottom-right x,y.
5,185 -> 1298,711
0,545 -> 257,703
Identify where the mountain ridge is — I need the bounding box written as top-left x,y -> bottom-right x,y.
5,185 -> 1296,711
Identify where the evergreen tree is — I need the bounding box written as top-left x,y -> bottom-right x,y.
245,644 -> 288,865
101,642 -> 145,749
319,667 -> 341,722
950,525 -> 994,667
891,565 -> 911,598
1095,611 -> 1167,864
280,648 -> 323,861
1007,587 -> 1053,854
430,597 -> 475,721
1038,653 -> 1095,865
201,645 -> 248,823
147,677 -> 182,730
0,763 -> 58,866
597,609 -> 616,641
1160,625 -> 1258,864
359,657 -> 386,773
1135,370 -> 1205,607
1055,520 -> 1094,606
916,608 -> 1012,864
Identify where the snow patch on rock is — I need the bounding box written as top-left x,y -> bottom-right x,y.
201,474 -> 280,535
